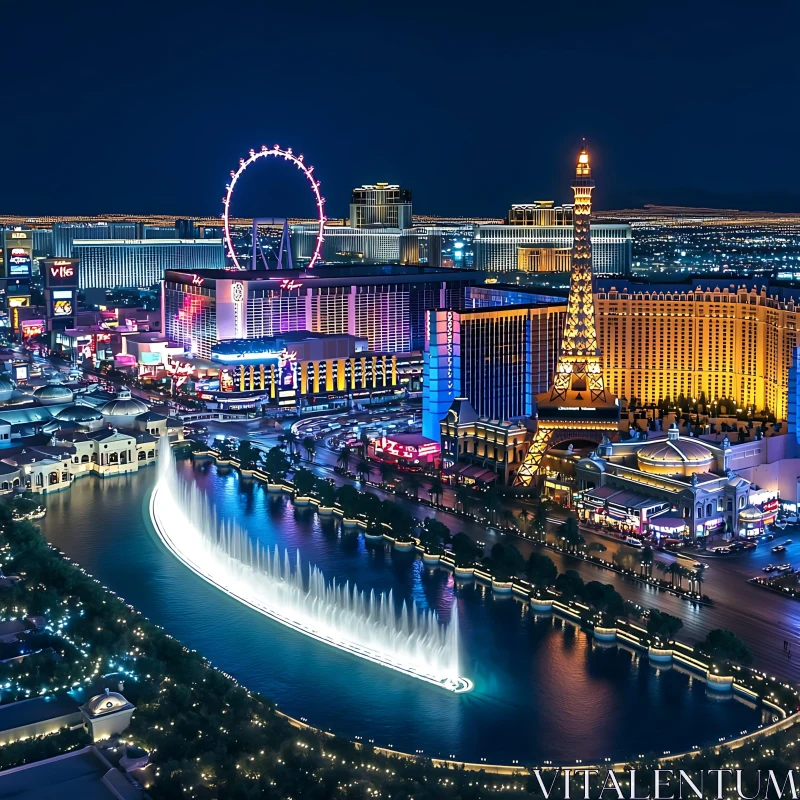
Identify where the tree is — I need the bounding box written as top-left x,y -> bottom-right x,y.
487,542 -> 525,579
263,446 -> 290,480
561,514 -> 584,552
428,476 -> 444,507
315,478 -> 337,507
237,439 -> 259,470
484,487 -> 502,525
293,467 -> 315,497
456,486 -> 472,515
535,500 -> 549,543
526,552 -> 557,588
555,570 -> 586,601
517,508 -> 530,536
587,541 -> 607,557
284,430 -> 299,455
404,472 -> 421,500
302,436 -> 316,463
355,459 -> 372,483
700,629 -> 754,666
337,444 -> 352,472
419,518 -> 450,550
336,485 -> 361,518
585,581 -> 626,621
640,545 -> 654,577
451,532 -> 482,566
378,461 -> 395,487
646,609 -> 683,641
692,567 -> 705,595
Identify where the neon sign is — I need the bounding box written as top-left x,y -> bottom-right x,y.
50,264 -> 74,280
446,311 -> 454,391
280,279 -> 303,290
191,275 -> 205,286
381,437 -> 440,461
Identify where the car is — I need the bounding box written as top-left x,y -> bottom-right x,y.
692,562 -> 709,570
777,563 -> 793,572
763,564 -> 777,572
742,541 -> 757,550
764,534 -> 775,541
771,545 -> 786,554
712,546 -> 731,554
784,540 -> 793,545
729,541 -> 744,552
625,536 -> 643,548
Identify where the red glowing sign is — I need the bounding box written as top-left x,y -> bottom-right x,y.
381,437 -> 440,461
50,264 -> 74,280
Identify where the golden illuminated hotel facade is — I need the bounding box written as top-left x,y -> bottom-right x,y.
595,281 -> 800,421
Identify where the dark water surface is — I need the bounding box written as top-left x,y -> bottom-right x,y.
38,461 -> 764,764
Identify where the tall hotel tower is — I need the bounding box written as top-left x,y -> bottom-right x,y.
514,145 -> 620,487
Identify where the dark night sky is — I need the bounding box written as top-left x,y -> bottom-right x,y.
4,0 -> 800,218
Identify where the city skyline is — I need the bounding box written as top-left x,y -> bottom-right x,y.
3,1 -> 800,216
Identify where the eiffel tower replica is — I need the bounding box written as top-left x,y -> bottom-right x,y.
514,144 -> 619,487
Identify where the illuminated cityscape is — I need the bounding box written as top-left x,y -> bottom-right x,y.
1,3 -> 800,798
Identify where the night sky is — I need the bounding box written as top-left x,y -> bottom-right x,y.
5,0 -> 800,217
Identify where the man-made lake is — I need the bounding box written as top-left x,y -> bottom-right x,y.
38,460 -> 764,765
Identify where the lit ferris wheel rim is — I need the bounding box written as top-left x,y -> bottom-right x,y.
222,144 -> 326,270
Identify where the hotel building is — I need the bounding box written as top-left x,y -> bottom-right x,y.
595,279 -> 800,422
474,202 -> 632,276
163,265 -> 478,360
73,239 -> 225,290
422,303 -> 565,440
192,332 -> 403,412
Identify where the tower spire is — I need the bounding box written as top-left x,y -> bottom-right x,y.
513,142 -> 618,488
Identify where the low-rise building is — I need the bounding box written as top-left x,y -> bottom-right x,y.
439,397 -> 530,485
574,424 -> 752,541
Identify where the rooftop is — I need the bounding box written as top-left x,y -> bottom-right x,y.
0,745 -> 144,800
0,692 -> 79,734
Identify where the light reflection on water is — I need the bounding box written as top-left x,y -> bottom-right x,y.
38,460 -> 764,764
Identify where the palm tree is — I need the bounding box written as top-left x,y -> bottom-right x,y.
428,476 -> 444,507
284,430 -> 299,456
692,568 -> 705,596
456,485 -> 471,515
485,487 -> 502,525
337,444 -> 352,472
587,541 -> 607,557
535,500 -> 549,543
656,561 -> 670,583
404,472 -> 422,499
378,461 -> 395,487
356,459 -> 371,483
668,562 -> 681,588
518,508 -> 530,536
640,545 -> 654,578
302,436 -> 316,463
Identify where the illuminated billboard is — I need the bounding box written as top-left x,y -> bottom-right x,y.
42,258 -> 79,289
4,231 -> 33,279
8,247 -> 31,277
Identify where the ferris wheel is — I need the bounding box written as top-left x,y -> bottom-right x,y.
222,144 -> 326,270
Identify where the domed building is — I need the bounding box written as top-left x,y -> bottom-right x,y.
79,688 -> 135,742
33,382 -> 74,406
54,404 -> 104,431
99,388 -> 148,429
575,423 -> 752,543
636,424 -> 715,477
